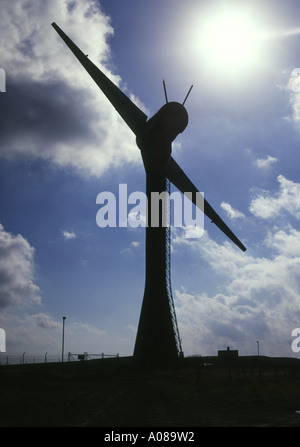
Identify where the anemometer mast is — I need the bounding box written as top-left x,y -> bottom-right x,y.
163,80 -> 193,106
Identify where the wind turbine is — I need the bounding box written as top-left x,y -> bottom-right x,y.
52,23 -> 246,368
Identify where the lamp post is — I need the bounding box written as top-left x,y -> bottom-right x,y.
62,316 -> 66,363
256,340 -> 260,357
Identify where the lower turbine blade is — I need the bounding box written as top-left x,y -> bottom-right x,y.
166,157 -> 247,252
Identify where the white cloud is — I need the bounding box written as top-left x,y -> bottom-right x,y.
0,311 -> 113,355
173,224 -> 300,357
254,155 -> 278,170
220,201 -> 245,219
126,324 -> 137,333
287,71 -> 300,129
127,210 -> 147,228
0,1 -> 111,80
68,321 -> 107,338
0,223 -> 41,309
0,313 -> 60,353
31,313 -> 61,330
0,0 -> 144,177
265,226 -> 300,257
120,238 -> 143,256
172,171 -> 300,358
62,230 -> 77,240
249,175 -> 300,219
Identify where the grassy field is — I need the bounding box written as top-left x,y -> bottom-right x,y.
1,356 -> 300,427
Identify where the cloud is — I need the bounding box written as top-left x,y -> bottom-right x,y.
62,230 -> 77,240
0,0 -> 144,177
0,313 -> 60,353
254,155 -> 278,170
249,175 -> 300,219
173,225 -> 300,357
0,224 -> 41,309
69,321 -> 107,338
0,311 -> 111,355
220,202 -> 245,219
173,171 -> 300,357
0,309 -> 129,355
31,313 -> 61,330
287,70 -> 300,129
126,324 -> 137,333
120,239 -> 143,256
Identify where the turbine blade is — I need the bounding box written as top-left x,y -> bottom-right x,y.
166,157 -> 247,252
51,22 -> 147,135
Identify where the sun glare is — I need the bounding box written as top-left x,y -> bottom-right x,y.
198,10 -> 263,73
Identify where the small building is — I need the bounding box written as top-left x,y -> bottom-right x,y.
218,346 -> 238,362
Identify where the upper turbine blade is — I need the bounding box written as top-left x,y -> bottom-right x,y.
166,157 -> 247,252
51,22 -> 147,135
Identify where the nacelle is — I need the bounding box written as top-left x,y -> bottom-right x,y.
136,102 -> 189,169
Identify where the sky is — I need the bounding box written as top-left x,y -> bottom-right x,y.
1,0 -> 300,360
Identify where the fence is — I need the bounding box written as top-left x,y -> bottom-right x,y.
0,352 -> 119,366
68,352 -> 119,362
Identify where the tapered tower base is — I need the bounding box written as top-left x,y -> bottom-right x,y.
133,268 -> 179,369
133,168 -> 180,369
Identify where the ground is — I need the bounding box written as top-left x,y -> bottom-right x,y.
1,356 -> 300,427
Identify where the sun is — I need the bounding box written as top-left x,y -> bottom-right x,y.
198,10 -> 263,73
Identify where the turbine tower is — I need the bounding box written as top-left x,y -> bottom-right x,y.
51,23 -> 246,368
133,101 -> 188,367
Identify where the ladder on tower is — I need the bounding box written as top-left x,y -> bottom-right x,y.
166,179 -> 183,358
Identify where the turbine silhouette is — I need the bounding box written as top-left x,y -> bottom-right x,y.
52,23 -> 246,368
